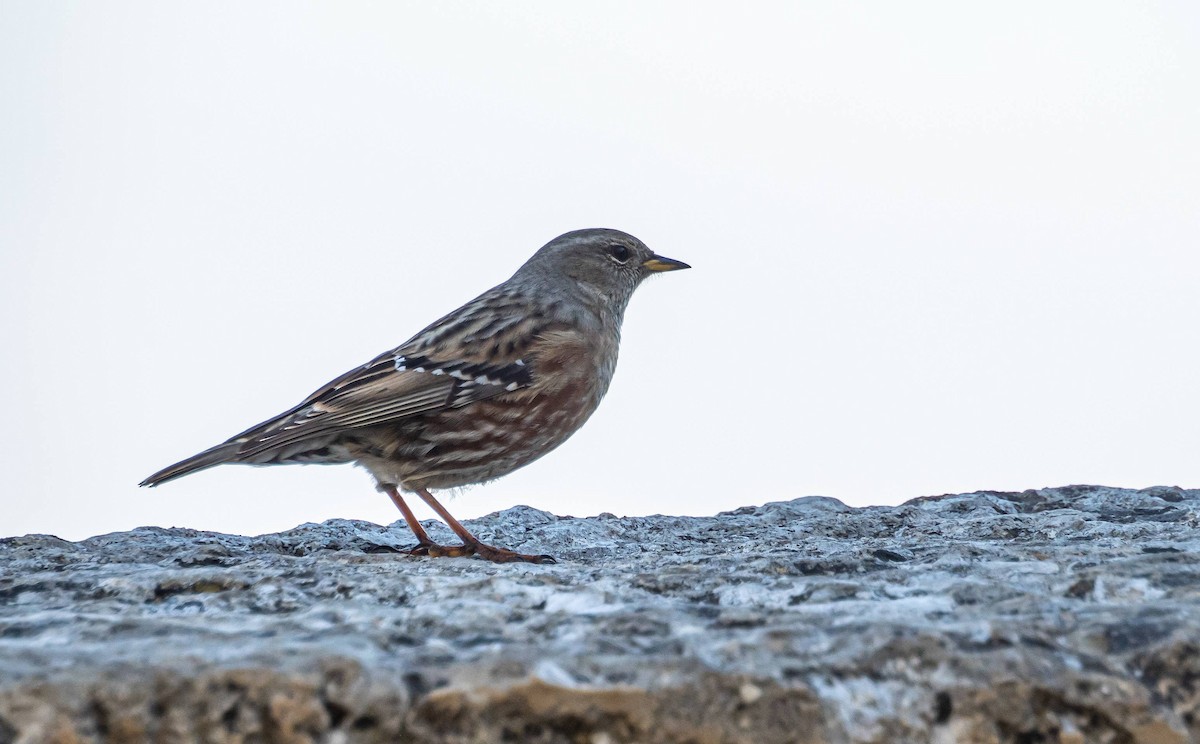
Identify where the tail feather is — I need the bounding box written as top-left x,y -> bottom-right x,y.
139,443 -> 243,487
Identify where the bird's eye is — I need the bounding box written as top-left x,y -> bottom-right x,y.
608,244 -> 631,263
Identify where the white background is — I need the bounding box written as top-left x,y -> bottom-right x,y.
3,3 -> 1198,541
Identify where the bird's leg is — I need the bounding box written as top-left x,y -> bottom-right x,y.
383,485 -> 475,558
414,487 -> 556,564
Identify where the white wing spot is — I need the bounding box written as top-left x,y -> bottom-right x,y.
474,375 -> 491,385
394,356 -> 407,372
505,382 -> 520,391
515,359 -> 526,366
430,369 -> 445,376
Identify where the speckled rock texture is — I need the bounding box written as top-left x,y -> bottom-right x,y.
1,485 -> 1197,743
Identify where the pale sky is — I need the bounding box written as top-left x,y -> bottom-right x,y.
3,3 -> 1198,541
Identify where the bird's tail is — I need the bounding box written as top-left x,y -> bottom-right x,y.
139,442 -> 242,487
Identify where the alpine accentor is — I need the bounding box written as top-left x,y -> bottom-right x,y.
141,228 -> 689,563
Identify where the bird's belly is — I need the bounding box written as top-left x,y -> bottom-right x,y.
353,384 -> 601,490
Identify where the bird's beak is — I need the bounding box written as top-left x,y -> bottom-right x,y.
642,254 -> 691,272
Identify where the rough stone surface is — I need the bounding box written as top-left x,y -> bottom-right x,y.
1,485 -> 1198,743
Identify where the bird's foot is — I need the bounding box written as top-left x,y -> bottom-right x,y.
407,539 -> 555,564
408,541 -> 476,559
472,542 -> 557,564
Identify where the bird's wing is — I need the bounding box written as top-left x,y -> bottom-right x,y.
225,287 -> 546,459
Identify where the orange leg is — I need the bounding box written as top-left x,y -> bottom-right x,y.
414,487 -> 556,564
383,486 -> 474,558
384,485 -> 555,564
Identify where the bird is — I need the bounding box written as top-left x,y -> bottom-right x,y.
140,228 -> 690,563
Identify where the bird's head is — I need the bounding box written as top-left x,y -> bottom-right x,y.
516,228 -> 690,315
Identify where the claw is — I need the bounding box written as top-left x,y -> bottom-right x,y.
472,543 -> 558,564
406,540 -> 556,564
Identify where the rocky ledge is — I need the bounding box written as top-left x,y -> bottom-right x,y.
1,485 -> 1198,743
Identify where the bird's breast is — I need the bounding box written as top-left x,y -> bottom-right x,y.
526,325 -> 618,401
385,325 -> 616,489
